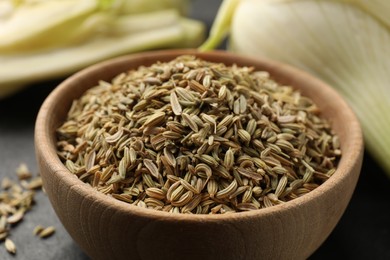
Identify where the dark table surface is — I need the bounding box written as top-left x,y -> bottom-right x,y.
0,1 -> 389,259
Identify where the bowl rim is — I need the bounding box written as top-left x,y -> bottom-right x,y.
35,49 -> 364,222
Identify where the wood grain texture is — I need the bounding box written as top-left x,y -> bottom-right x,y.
35,49 -> 363,260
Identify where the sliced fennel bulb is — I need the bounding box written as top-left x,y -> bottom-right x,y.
352,0 -> 390,27
112,0 -> 189,15
0,13 -> 205,97
0,0 -> 98,52
0,0 -> 190,52
202,0 -> 390,177
0,0 -> 205,98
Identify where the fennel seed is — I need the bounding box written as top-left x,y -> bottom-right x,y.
38,226 -> 56,238
5,238 -> 16,254
56,55 -> 341,214
0,163 -> 56,255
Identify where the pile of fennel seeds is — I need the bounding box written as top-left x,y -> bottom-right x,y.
0,164 -> 55,255
56,55 -> 341,214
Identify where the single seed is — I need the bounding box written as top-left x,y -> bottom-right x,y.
182,194 -> 202,213
33,225 -> 45,236
39,226 -> 56,238
236,203 -> 258,211
170,185 -> 185,202
218,85 -> 227,99
182,113 -> 199,132
239,95 -> 247,113
236,167 -> 262,181
238,129 -> 251,144
7,210 -> 24,225
189,79 -> 207,93
197,154 -> 219,168
275,175 -> 288,198
224,148 -> 234,170
105,128 -> 124,143
246,119 -> 257,136
215,180 -> 238,199
143,112 -> 166,128
5,238 -> 16,254
170,92 -> 182,116
145,187 -> 166,200
207,179 -> 218,198
171,191 -> 194,207
16,163 -> 32,180
144,159 -> 159,179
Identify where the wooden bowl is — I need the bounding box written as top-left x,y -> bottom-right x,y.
35,50 -> 363,260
